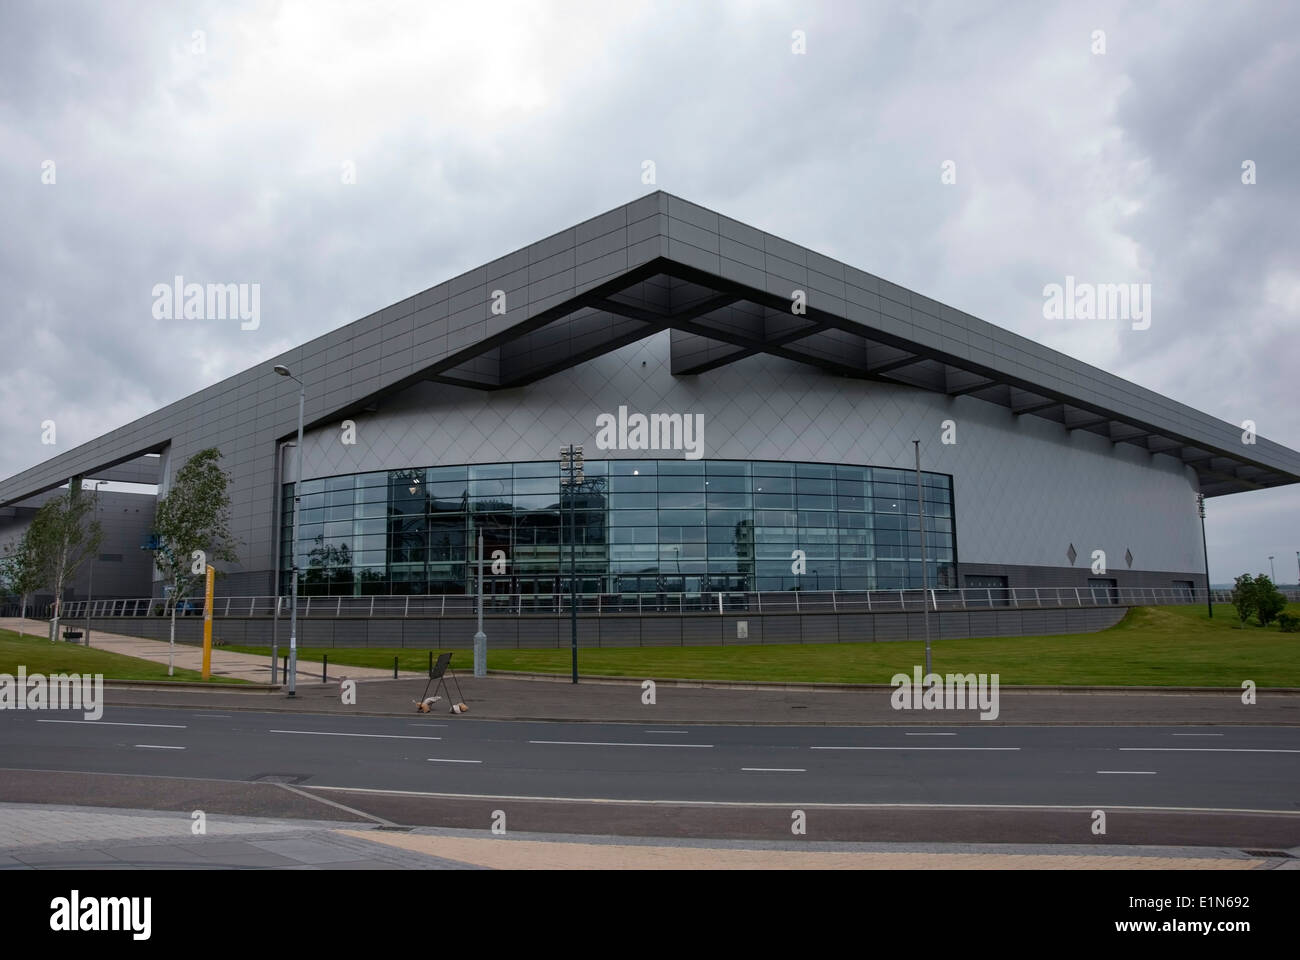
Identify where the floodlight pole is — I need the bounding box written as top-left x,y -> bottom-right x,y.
913,440 -> 931,675
473,531 -> 486,677
1198,493 -> 1212,618
560,444 -> 582,684
85,480 -> 107,647
274,364 -> 305,697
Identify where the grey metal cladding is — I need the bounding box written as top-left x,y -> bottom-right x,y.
2,189 -> 1297,522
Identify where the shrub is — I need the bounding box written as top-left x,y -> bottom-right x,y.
1230,574 -> 1256,624
1276,613 -> 1299,633
1253,574 -> 1287,627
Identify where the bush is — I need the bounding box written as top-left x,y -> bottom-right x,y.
1277,613 -> 1300,633
1253,574 -> 1287,627
1231,574 -> 1256,624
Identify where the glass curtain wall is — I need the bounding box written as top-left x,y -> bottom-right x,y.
280,459 -> 956,596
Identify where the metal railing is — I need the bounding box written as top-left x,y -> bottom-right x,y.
39,585 -> 1294,620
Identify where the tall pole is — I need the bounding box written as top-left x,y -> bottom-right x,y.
85,480 -> 106,647
1268,556 -> 1276,581
473,530 -> 486,677
913,440 -> 931,675
569,450 -> 578,685
1198,493 -> 1212,618
288,383 -> 304,696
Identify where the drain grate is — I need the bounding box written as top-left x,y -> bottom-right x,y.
1242,849 -> 1295,859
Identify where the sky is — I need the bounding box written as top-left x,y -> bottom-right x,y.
1,0 -> 1297,584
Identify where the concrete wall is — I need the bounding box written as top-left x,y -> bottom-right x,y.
78,604 -> 1127,648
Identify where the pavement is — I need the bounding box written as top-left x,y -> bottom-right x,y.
0,802 -> 1284,869
0,617 -> 416,683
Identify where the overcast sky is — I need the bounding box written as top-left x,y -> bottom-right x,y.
1,0 -> 1297,584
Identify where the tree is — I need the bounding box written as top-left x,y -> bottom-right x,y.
1230,573 -> 1256,625
152,448 -> 239,675
1252,574 -> 1287,627
0,530 -> 44,636
25,488 -> 103,642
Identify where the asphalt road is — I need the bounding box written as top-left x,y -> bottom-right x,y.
2,705 -> 1298,811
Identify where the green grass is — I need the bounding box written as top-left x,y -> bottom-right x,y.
226,603 -> 1300,687
0,628 -> 247,683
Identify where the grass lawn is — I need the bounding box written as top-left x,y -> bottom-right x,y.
0,628 -> 247,683
226,603 -> 1300,687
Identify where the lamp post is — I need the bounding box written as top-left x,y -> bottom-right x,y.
273,364 -> 305,697
559,444 -> 583,684
1197,493 -> 1212,618
913,440 -> 931,675
84,480 -> 107,646
1268,555 -> 1276,582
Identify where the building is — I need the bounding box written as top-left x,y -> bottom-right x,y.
2,192 -> 1298,610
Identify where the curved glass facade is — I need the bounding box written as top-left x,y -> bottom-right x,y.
280,459 -> 956,596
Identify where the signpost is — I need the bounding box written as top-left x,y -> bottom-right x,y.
200,565 -> 215,680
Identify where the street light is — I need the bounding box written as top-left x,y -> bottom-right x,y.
84,479 -> 108,646
1268,555 -> 1276,581
1197,493 -> 1212,618
273,363 -> 305,697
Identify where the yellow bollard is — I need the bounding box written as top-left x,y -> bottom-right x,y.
201,565 -> 215,680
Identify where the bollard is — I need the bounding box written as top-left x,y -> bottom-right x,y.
282,654 -> 288,684
393,656 -> 398,679
322,654 -> 327,683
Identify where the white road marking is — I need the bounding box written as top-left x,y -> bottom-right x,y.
38,720 -> 186,729
1097,770 -> 1156,775
644,730 -> 691,734
305,784 -> 1300,815
134,744 -> 185,750
192,714 -> 231,718
811,746 -> 1019,751
1120,747 -> 1300,754
1172,733 -> 1223,737
426,758 -> 483,764
408,723 -> 449,728
270,729 -> 441,741
904,732 -> 957,736
529,740 -> 714,748
742,767 -> 805,773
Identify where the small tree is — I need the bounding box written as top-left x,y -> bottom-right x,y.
1252,574 -> 1287,627
26,488 -> 102,642
1230,574 -> 1256,625
152,448 -> 239,675
0,531 -> 44,636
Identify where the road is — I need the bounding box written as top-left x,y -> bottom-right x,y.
2,705 -> 1298,849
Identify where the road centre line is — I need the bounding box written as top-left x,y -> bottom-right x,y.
529,740 -> 714,748
742,767 -> 805,772
135,744 -> 185,750
811,746 -> 1020,751
1097,770 -> 1156,775
38,720 -> 186,729
427,758 -> 482,764
904,732 -> 957,736
270,729 -> 441,741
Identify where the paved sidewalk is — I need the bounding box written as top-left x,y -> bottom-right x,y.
0,803 -> 475,870
0,803 -> 1277,869
0,617 -> 418,684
